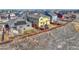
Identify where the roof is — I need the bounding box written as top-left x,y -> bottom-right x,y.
7,19 -> 31,26
10,13 -> 16,16
15,21 -> 26,26
28,13 -> 50,19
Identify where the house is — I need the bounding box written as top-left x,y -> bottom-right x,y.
7,19 -> 32,34
9,13 -> 17,20
51,13 -> 58,23
0,13 -> 9,23
57,13 -> 64,20
0,13 -> 9,19
27,13 -> 50,29
46,11 -> 58,23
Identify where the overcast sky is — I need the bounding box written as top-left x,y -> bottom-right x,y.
0,0 -> 78,9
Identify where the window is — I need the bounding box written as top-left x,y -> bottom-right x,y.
27,24 -> 30,27
24,28 -> 25,30
41,25 -> 43,27
41,22 -> 42,24
40,18 -> 43,20
46,20 -> 48,22
20,26 -> 22,28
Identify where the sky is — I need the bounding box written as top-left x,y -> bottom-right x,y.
0,0 -> 78,9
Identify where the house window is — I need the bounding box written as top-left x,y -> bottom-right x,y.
27,24 -> 30,27
41,25 -> 43,27
46,20 -> 49,23
24,28 -> 25,30
40,22 -> 43,24
20,26 -> 22,28
40,18 -> 43,20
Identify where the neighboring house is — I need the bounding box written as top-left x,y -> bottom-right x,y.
47,12 -> 58,23
51,13 -> 58,22
7,19 -> 32,34
0,13 -> 9,19
27,13 -> 50,29
9,13 -> 17,20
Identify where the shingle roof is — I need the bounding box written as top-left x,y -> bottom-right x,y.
28,13 -> 49,19
15,21 -> 26,26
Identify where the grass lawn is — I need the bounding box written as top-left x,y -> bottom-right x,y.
72,22 -> 79,32
23,28 -> 37,35
49,24 -> 60,29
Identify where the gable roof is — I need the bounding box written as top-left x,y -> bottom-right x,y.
14,21 -> 26,26
7,19 -> 31,27
28,13 -> 49,19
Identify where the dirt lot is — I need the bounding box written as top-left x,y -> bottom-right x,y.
0,21 -> 78,50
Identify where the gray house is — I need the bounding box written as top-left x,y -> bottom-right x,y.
7,19 -> 32,34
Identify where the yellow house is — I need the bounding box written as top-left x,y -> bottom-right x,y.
27,13 -> 50,28
38,16 -> 50,28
